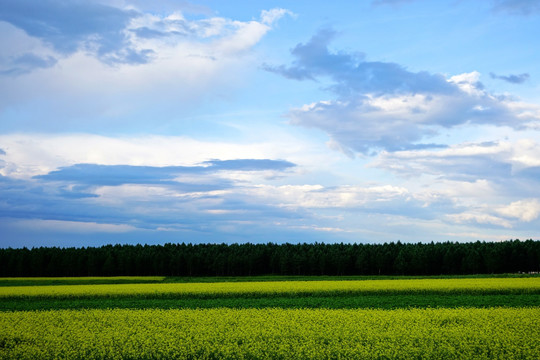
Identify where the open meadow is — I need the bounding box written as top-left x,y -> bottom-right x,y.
1,275 -> 539,359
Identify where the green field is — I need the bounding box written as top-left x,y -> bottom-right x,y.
0,273 -> 533,286
1,276 -> 539,359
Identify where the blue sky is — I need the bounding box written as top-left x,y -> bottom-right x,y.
1,0 -> 540,247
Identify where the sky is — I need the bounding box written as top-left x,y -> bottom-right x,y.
1,0 -> 540,248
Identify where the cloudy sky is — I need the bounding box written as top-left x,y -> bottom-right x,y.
1,0 -> 540,248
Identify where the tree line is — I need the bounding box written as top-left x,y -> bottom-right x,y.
0,240 -> 539,277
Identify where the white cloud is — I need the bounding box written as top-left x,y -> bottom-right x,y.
369,137 -> 540,227
271,28 -> 540,155
496,198 -> 540,222
446,199 -> 540,229
508,139 -> 540,170
0,22 -> 46,56
371,138 -> 540,179
437,179 -> 496,200
448,71 -> 483,95
289,82 -> 540,155
444,198 -> 540,230
260,8 -> 295,25
94,184 -> 227,206
446,212 -> 513,228
0,22 -> 58,76
0,8 -> 290,128
0,133 -> 308,179
243,184 -> 409,209
3,219 -> 136,233
288,224 -> 349,233
442,231 -> 515,241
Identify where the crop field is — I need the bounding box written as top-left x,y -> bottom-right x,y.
3,277 -> 540,298
1,276 -> 539,311
1,276 -> 539,359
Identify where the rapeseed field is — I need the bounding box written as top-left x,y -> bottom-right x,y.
1,277 -> 539,359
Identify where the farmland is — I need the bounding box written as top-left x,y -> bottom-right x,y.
1,276 -> 540,311
1,276 -> 539,359
2,307 -> 539,359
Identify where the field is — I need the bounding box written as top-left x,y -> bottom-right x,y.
1,276 -> 539,359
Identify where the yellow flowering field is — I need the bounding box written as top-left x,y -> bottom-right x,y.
1,277 -> 539,358
1,277 -> 539,299
1,307 -> 539,359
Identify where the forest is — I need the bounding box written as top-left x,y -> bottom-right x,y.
1,240 -> 539,277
